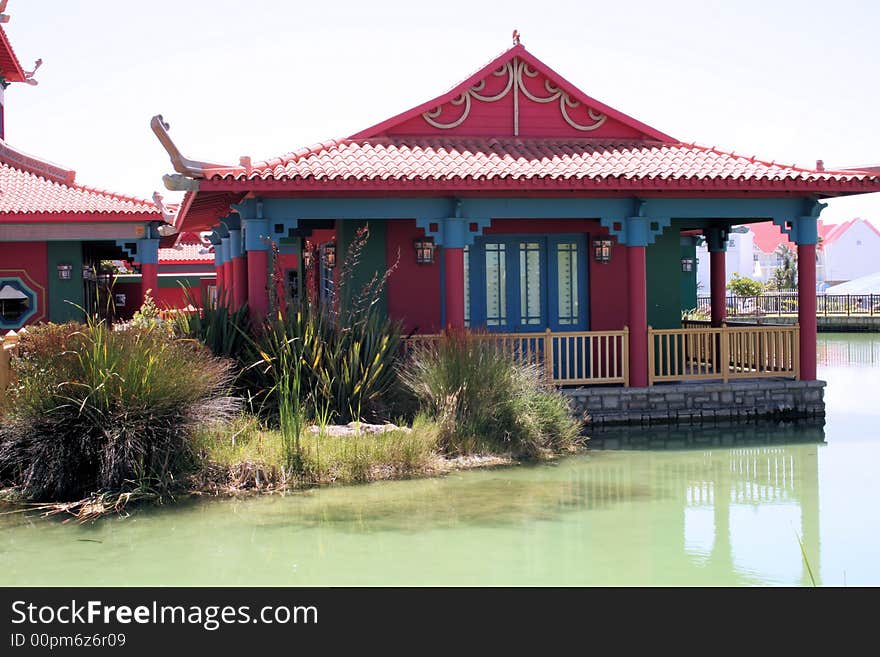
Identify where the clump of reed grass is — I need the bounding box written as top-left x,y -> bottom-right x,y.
0,319 -> 238,502
402,331 -> 583,458
194,414 -> 439,488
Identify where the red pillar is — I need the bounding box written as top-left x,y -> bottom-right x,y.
233,255 -> 248,309
710,250 -> 727,328
223,259 -> 234,305
444,247 -> 465,329
215,264 -> 225,304
798,243 -> 817,381
248,250 -> 270,322
141,263 -> 158,306
627,245 -> 648,387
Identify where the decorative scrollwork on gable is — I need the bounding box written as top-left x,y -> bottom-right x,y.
421,58 -> 606,135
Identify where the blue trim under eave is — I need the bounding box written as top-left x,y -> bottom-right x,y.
255,196 -> 821,225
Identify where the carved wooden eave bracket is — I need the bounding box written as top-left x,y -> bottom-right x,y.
151,114 -> 230,189
152,192 -> 180,237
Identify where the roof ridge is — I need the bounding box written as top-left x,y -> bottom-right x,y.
0,138 -> 75,184
348,45 -> 676,142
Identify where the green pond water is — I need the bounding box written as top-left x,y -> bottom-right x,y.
2,334 -> 879,586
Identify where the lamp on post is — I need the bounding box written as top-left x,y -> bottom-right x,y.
323,242 -> 337,269
413,237 -> 435,265
593,239 -> 613,264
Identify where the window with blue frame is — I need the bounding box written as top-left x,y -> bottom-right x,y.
465,235 -> 587,332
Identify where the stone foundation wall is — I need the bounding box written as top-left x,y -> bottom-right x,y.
564,379 -> 826,426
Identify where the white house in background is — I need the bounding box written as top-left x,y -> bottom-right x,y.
695,227 -> 755,293
696,218 -> 880,293
819,219 -> 880,286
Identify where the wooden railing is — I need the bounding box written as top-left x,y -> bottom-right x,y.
649,325 -> 799,384
0,330 -> 21,405
404,328 -> 629,386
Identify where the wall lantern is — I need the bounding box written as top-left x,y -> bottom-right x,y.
413,237 -> 435,265
303,246 -> 314,270
681,257 -> 695,273
323,242 -> 337,269
56,264 -> 73,280
593,239 -> 613,264
82,266 -> 96,282
98,270 -> 113,286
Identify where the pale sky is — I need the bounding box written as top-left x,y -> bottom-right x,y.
3,0 -> 879,224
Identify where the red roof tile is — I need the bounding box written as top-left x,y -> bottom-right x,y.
203,137 -> 878,189
748,218 -> 876,253
158,232 -> 214,264
0,140 -> 160,218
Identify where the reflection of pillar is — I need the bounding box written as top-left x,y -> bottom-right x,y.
627,244 -> 648,387
444,247 -> 465,329
797,445 -> 822,586
709,464 -> 734,577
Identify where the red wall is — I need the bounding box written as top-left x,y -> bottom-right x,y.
386,220 -> 442,334
0,241 -> 48,326
383,218 -> 629,333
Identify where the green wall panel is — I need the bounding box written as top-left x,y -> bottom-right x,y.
336,219 -> 387,317
47,242 -> 84,323
680,240 -> 698,314
646,225 -> 681,330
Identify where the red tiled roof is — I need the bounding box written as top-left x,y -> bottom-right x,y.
0,26 -> 26,83
202,137 -> 880,190
748,218 -> 878,253
158,232 -> 214,264
0,140 -> 160,218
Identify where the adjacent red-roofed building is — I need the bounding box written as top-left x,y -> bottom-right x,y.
0,20 -> 165,330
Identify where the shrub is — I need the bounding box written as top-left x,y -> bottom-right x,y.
247,302 -> 404,425
0,321 -> 237,501
173,289 -> 252,360
245,224 -> 405,425
727,273 -> 765,297
402,331 -> 583,458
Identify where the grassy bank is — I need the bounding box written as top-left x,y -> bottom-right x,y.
190,414 -> 521,494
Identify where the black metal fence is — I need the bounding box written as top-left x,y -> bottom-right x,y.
696,294 -> 880,317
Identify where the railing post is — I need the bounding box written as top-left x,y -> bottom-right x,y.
847,294 -> 851,317
720,326 -> 730,383
794,324 -> 801,380
544,327 -> 553,384
647,326 -> 654,386
622,326 -> 630,387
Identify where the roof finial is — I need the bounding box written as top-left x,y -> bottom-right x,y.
512,29 -> 520,46
23,58 -> 42,86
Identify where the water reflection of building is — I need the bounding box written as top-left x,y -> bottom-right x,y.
576,421 -> 823,585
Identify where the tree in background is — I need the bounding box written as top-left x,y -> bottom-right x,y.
727,273 -> 765,297
768,244 -> 797,291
